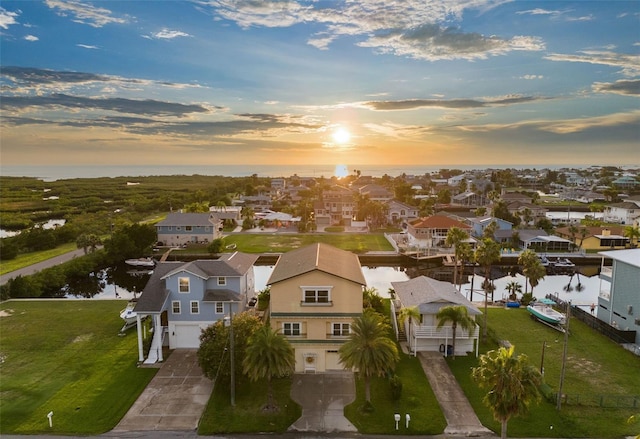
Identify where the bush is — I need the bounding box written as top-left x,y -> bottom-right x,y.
389,374 -> 403,401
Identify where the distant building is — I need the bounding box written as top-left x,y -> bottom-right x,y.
156,212 -> 222,246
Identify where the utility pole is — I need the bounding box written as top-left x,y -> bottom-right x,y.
557,301 -> 571,411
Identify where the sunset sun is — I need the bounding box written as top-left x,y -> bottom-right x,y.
332,127 -> 351,144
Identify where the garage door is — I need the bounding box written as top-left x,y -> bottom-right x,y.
325,350 -> 343,370
174,324 -> 202,348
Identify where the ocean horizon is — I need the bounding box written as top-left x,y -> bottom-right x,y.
0,163 -> 611,181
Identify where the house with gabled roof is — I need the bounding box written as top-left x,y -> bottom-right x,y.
387,200 -> 419,226
155,212 -> 222,247
267,243 -> 366,372
603,195 -> 640,225
406,215 -> 472,248
391,276 -> 481,357
133,252 -> 259,363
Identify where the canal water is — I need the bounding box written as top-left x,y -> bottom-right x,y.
88,262 -> 605,314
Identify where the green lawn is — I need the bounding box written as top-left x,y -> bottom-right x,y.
448,307 -> 640,438
0,243 -> 78,275
0,300 -> 157,435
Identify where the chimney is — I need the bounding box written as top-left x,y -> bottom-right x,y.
602,228 -> 611,236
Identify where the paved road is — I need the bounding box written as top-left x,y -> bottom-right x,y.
0,248 -> 90,286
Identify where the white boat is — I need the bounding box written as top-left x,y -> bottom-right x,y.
527,302 -> 566,325
125,257 -> 155,268
120,301 -> 138,326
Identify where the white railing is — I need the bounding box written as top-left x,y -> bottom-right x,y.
412,325 -> 479,339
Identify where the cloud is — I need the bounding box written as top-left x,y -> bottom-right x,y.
592,80 -> 640,96
145,28 -> 192,40
361,95 -> 545,111
45,0 -> 130,28
1,93 -> 211,117
521,74 -> 543,80
0,7 -> 19,29
545,50 -> 640,77
77,44 -> 99,49
24,35 -> 39,42
205,0 -> 543,61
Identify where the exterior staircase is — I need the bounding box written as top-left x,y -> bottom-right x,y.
143,327 -> 163,365
396,316 -> 407,342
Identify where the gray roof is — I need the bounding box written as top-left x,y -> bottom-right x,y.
134,253 -> 258,313
203,289 -> 243,302
267,243 -> 366,286
156,212 -> 216,227
599,249 -> 640,268
391,276 -> 481,316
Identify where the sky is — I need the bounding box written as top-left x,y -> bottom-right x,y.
1,0 -> 639,171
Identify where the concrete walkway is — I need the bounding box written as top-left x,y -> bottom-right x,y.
418,351 -> 494,437
288,372 -> 357,433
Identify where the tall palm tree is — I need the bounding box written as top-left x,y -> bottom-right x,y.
472,346 -> 541,439
398,306 -> 421,354
475,237 -> 501,340
436,305 -> 477,359
446,227 -> 469,290
527,262 -> 546,298
624,225 -> 640,248
242,325 -> 295,411
518,249 -> 538,295
339,310 -> 399,403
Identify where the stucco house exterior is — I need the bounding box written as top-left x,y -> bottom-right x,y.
133,252 -> 259,363
555,226 -> 629,251
314,185 -> 356,227
387,200 -> 419,226
406,215 -> 472,249
266,243 -> 366,372
155,212 -> 222,247
391,276 -> 481,357
598,249 -> 640,346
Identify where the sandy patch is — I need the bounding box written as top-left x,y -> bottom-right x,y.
0,309 -> 14,317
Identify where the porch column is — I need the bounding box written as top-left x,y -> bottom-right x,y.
136,314 -> 144,362
155,314 -> 163,362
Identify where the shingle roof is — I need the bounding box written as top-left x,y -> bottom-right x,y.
409,215 -> 471,229
391,276 -> 481,315
155,212 -> 216,227
267,243 -> 366,286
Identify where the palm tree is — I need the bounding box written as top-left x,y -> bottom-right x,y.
624,225 -> 640,248
339,310 -> 399,403
475,237 -> 501,340
446,227 -> 469,290
525,260 -> 546,298
398,306 -> 421,354
472,346 -> 541,439
517,249 -> 538,295
242,325 -> 295,412
505,281 -> 522,301
436,305 -> 477,359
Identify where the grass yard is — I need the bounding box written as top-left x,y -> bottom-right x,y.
344,352 -> 447,435
198,376 -> 301,434
448,307 -> 640,438
0,300 -> 157,435
0,243 -> 78,275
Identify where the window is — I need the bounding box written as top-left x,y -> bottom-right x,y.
217,277 -> 226,286
215,302 -> 224,314
283,322 -> 301,336
191,301 -> 199,314
172,301 -> 181,314
185,226 -> 192,231
178,277 -> 190,293
332,323 -> 350,336
303,288 -> 330,304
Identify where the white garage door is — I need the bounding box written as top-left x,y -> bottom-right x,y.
174,324 -> 202,348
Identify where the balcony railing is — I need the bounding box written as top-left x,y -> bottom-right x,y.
411,325 -> 479,339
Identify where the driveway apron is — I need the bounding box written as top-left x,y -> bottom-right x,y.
289,372 -> 357,433
112,349 -> 213,432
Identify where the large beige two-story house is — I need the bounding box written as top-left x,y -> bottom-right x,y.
266,243 -> 366,372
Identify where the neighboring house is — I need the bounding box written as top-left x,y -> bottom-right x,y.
506,201 -> 548,221
357,184 -> 394,202
406,215 -> 472,248
133,252 -> 259,363
598,249 -> 640,345
517,229 -> 572,252
466,216 -> 512,239
387,200 -> 419,226
391,276 -> 481,356
501,192 -> 532,204
603,196 -> 640,225
612,175 -> 639,189
555,226 -> 629,251
209,206 -> 242,224
155,212 -> 222,247
314,185 -> 356,226
234,194 -> 272,212
452,191 -> 481,206
266,243 -> 366,373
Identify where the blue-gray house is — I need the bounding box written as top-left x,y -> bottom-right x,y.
155,212 -> 222,247
133,252 -> 259,364
598,249 -> 640,347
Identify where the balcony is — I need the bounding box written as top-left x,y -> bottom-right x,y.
411,325 -> 479,339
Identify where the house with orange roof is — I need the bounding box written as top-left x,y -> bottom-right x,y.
406,215 -> 472,248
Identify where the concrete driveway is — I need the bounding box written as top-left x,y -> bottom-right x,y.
112,349 -> 212,432
288,372 -> 357,433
